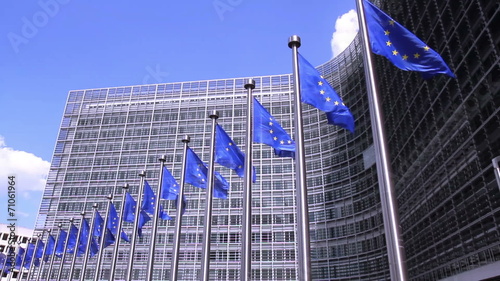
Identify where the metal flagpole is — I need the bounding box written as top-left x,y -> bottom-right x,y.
126,171 -> 147,281
80,204 -> 98,281
69,212 -> 85,281
56,218 -> 74,281
17,237 -> 31,281
288,35 -> 312,281
95,194 -> 113,281
35,230 -> 50,281
6,242 -> 22,281
171,135 -> 190,281
241,79 -> 255,281
146,155 -> 167,281
200,110 -> 219,281
47,223 -> 63,281
109,184 -> 129,281
354,0 -> 408,280
25,234 -> 41,281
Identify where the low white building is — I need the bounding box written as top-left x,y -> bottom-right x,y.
0,224 -> 34,281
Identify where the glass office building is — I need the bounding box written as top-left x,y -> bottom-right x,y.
34,0 -> 499,280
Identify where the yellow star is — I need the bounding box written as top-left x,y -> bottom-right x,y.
384,30 -> 390,35
392,50 -> 399,56
318,81 -> 323,86
229,142 -> 232,146
334,101 -> 339,105
280,140 -> 284,144
423,46 -> 430,51
269,129 -> 274,134
268,122 -> 273,126
288,140 -> 292,144
320,90 -> 325,95
342,102 -> 345,106
226,148 -> 229,151
402,54 -> 408,60
414,53 -> 420,59
238,165 -> 242,168
273,136 -> 278,141
389,20 -> 395,25
386,41 -> 392,46
326,97 -> 331,102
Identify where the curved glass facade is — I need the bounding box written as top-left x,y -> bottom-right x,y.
34,0 -> 499,280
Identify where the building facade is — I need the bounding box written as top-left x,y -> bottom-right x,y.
33,0 -> 499,280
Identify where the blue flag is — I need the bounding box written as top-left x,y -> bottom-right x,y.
108,202 -> 130,242
143,180 -> 171,220
0,252 -> 7,271
123,192 -> 151,237
253,97 -> 296,157
66,224 -> 78,254
362,0 -> 455,79
15,247 -> 25,270
93,210 -> 115,248
78,218 -> 99,257
215,124 -> 257,182
298,53 -> 355,133
55,230 -> 67,257
161,166 -> 187,215
44,234 -> 55,261
23,243 -> 38,268
185,147 -> 230,199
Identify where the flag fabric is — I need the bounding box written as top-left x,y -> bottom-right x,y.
23,243 -> 39,268
78,218 -> 99,257
362,0 -> 455,78
55,230 -> 67,257
142,180 -> 171,220
15,247 -> 25,270
161,166 -> 187,215
66,224 -> 78,254
253,97 -> 296,157
123,192 -> 152,237
215,124 -> 257,182
185,147 -> 230,199
44,234 -> 55,261
298,53 -> 355,133
108,202 -> 130,242
93,210 -> 115,248
0,252 -> 7,271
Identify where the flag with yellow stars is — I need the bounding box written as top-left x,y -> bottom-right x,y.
185,147 -> 230,199
253,97 -> 296,157
363,0 -> 455,78
215,124 -> 256,182
298,54 -> 355,133
161,166 -> 187,215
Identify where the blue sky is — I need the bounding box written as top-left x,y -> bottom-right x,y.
0,0 -> 359,229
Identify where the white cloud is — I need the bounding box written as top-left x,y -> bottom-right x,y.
0,136 -> 50,192
331,9 -> 359,58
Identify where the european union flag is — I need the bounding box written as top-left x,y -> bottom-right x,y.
108,202 -> 129,242
142,180 -> 171,220
161,166 -> 187,215
24,243 -> 38,268
123,192 -> 151,237
298,54 -> 355,133
253,97 -> 295,157
55,230 -> 67,257
215,124 -> 257,182
363,0 -> 455,78
15,247 -> 25,270
185,147 -> 230,199
66,224 -> 78,254
79,218 -> 99,257
0,253 -> 7,271
44,234 -> 55,261
93,210 -> 115,248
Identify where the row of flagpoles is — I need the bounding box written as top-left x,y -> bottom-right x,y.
0,1 -> 455,280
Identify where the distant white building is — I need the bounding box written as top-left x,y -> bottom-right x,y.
0,224 -> 34,281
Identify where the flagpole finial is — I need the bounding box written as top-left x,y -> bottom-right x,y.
81,211 -> 85,216
107,194 -> 113,200
123,184 -> 129,190
209,110 -> 219,120
93,203 -> 98,209
288,35 -> 301,48
47,229 -> 51,234
182,135 -> 190,143
69,218 -> 74,223
244,79 -> 255,89
139,170 -> 146,177
58,223 -> 62,228
159,155 -> 167,162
